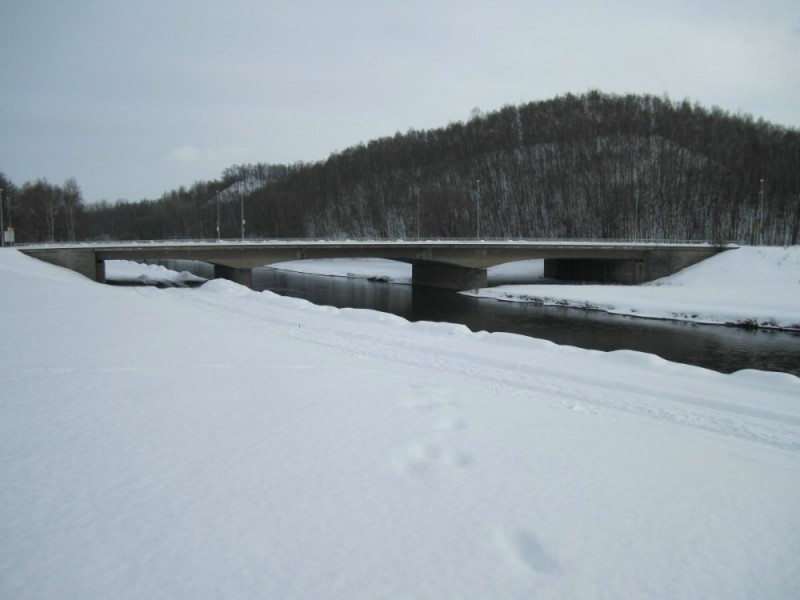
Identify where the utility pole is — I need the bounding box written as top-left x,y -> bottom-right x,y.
476,179 -> 481,240
216,194 -> 221,241
240,194 -> 245,241
0,188 -> 4,248
759,178 -> 765,245
416,187 -> 420,240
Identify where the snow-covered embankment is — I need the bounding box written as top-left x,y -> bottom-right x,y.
465,246 -> 800,330
1,248 -> 799,599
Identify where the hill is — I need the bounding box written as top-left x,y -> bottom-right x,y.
77,92 -> 800,244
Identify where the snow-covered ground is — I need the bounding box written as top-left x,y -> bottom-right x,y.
270,247 -> 800,331
105,260 -> 207,287
266,257 -> 414,283
465,246 -> 800,330
2,248 -> 799,599
266,256 -> 544,285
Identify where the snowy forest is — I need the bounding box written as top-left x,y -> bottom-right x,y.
3,92 -> 800,245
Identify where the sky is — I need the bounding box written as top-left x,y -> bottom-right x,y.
1,0 -> 798,204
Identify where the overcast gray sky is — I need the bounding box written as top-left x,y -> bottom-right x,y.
1,0 -> 798,203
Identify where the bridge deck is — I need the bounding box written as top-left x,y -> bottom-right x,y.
21,241 -> 734,290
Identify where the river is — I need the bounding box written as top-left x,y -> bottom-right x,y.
249,267 -> 799,377
142,259 -> 799,376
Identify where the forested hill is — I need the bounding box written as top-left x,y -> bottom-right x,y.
84,91 -> 798,245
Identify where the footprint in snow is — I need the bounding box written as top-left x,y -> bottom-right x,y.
494,528 -> 560,575
435,416 -> 467,432
401,441 -> 474,479
404,382 -> 459,412
397,382 -> 472,479
570,402 -> 599,415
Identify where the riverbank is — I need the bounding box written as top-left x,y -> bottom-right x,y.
105,259 -> 207,287
260,255 -> 546,286
464,246 -> 800,331
2,248 -> 799,599
260,246 -> 800,331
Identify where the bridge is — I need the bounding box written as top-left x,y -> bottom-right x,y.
21,241 -> 733,290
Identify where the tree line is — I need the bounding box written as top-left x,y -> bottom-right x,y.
5,91 -> 800,245
0,174 -> 85,243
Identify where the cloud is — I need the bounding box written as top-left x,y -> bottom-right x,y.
164,145 -> 201,162
4,0 -> 799,202
163,144 -> 252,164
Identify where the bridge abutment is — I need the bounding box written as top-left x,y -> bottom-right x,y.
20,248 -> 104,283
544,248 -> 725,284
412,263 -> 488,290
639,249 -> 717,281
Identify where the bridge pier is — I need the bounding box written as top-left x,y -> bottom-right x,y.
95,260 -> 106,283
213,265 -> 253,288
412,263 -> 488,291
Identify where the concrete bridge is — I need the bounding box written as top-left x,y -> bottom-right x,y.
21,241 -> 733,290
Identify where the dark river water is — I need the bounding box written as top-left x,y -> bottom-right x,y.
250,268 -> 799,377
150,260 -> 800,377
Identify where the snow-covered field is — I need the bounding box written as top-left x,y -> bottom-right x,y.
2,248 -> 799,599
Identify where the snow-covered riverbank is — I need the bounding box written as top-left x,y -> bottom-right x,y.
2,248 -> 799,599
264,246 -> 800,331
262,255 -> 546,286
465,246 -> 800,331
105,259 -> 207,287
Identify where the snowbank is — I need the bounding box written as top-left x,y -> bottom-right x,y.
1,248 -> 799,599
105,259 -> 207,287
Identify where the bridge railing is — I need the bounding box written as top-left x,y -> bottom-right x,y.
15,237 -> 737,248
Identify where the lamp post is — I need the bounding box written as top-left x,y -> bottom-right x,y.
240,194 -> 245,241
